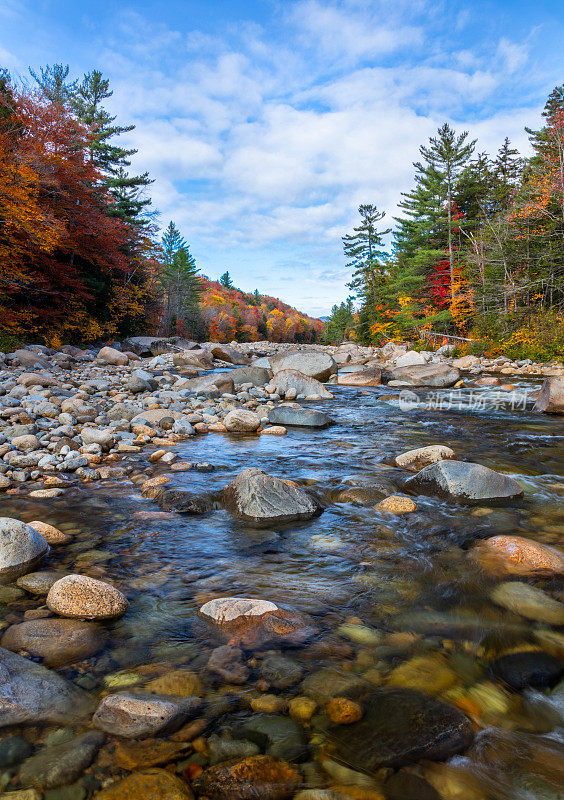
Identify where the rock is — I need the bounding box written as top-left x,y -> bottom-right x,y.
330,688 -> 473,770
395,350 -> 427,367
0,789 -> 42,800
326,697 -> 363,724
491,582 -> 564,624
172,349 -> 213,369
269,350 -> 337,382
92,693 -> 201,738
229,366 -> 272,387
172,418 -> 196,436
200,597 -> 314,649
28,521 -> 71,545
385,364 -> 460,387
394,445 -> 455,471
176,372 -> 234,393
18,731 -> 104,790
0,646 -> 94,727
288,696 -> 317,723
0,518 -> 49,584
47,574 -> 128,620
386,654 -> 458,695
261,426 -> 287,436
301,668 -> 371,704
337,367 -> 382,387
260,654 -> 303,688
235,714 -> 306,761
489,651 -> 563,691
375,495 -> 417,514
80,428 -> 115,450
206,645 -> 250,684
144,669 -> 203,697
207,734 -> 260,765
124,336 -> 182,356
192,755 -> 302,800
267,407 -> 331,428
0,735 -> 33,768
384,771 -> 441,800
209,343 -> 250,365
16,570 -> 67,594
92,769 -> 194,800
452,355 -> 481,369
131,409 -> 182,425
269,370 -> 333,399
1,619 -> 106,667
12,349 -> 49,369
156,488 -> 210,514
405,460 -> 523,504
224,409 -> 261,432
223,468 -> 321,526
533,377 -> 564,414
97,346 -> 128,366
471,535 -> 564,577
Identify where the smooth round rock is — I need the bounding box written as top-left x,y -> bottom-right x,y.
489,651 -> 564,691
0,518 -> 49,584
92,768 -> 193,800
0,618 -> 106,667
330,688 -> 474,770
491,582 -> 564,625
472,535 -> 564,577
47,574 -> 129,620
375,495 -> 417,514
28,521 -> 71,545
224,409 -> 261,433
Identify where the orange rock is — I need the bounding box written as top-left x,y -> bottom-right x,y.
374,495 -> 417,514
92,768 -> 193,799
28,520 -> 71,545
472,535 -> 564,577
192,755 -> 302,800
326,697 -> 364,724
113,739 -> 189,770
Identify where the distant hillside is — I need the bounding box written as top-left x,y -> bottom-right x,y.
199,279 -> 322,343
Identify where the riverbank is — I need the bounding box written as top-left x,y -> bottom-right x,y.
0,339 -> 563,800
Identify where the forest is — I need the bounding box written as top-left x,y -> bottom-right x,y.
0,65 -> 321,348
324,85 -> 564,361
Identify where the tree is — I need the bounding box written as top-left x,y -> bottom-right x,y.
322,298 -> 354,343
28,63 -> 77,105
159,221 -> 203,336
219,270 -> 233,288
419,124 -> 476,296
343,204 -> 390,341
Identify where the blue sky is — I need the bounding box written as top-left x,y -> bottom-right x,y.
1,0 -> 563,315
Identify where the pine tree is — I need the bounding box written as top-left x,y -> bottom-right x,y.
343,204 -> 390,342
419,124 -> 476,295
29,63 -> 77,104
160,221 -> 203,336
219,270 -> 233,288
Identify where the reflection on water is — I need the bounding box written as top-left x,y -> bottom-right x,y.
1,380 -> 563,798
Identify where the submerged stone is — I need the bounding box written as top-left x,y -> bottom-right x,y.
223,468 -> 321,526
405,460 -> 523,504
330,688 -> 473,771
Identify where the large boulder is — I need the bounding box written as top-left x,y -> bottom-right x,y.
47,574 -> 129,620
330,688 -> 473,770
224,409 -> 261,433
471,535 -> 564,577
0,647 -> 94,727
172,349 -> 213,369
199,597 -> 314,650
394,445 -> 455,471
267,406 -> 331,428
123,336 -> 178,356
93,693 -> 201,738
0,518 -> 49,584
452,355 -> 480,369
229,366 -> 272,387
97,346 -> 128,366
209,344 -> 250,365
337,367 -> 382,387
1,618 -> 106,667
533,377 -> 564,414
223,468 -> 322,526
131,409 -> 182,425
11,349 -> 50,369
405,460 -> 523,504
127,369 -> 157,393
80,428 -> 115,451
176,372 -> 234,394
269,350 -> 337,382
269,370 -> 333,399
386,364 -> 460,387
394,350 -> 427,367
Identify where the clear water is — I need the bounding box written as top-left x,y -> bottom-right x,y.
2,379 -> 563,798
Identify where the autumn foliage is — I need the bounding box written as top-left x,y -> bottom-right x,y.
0,81 -> 158,345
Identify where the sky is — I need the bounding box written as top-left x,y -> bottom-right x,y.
1,1 -> 563,316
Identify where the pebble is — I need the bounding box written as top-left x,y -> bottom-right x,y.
491,582 -> 564,624
326,697 -> 364,724
46,574 -> 129,620
374,495 -> 417,514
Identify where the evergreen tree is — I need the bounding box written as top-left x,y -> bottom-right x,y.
343,204 -> 390,342
419,124 -> 476,295
160,221 -> 203,336
29,63 -> 77,104
322,297 -> 354,343
219,270 -> 233,288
